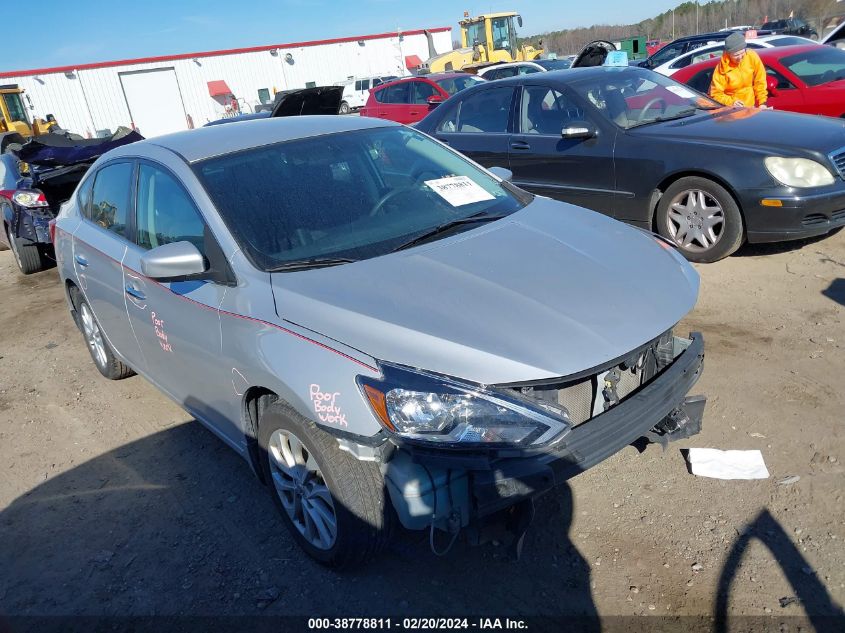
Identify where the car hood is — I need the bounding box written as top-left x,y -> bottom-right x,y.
572,40 -> 616,67
637,108 -> 845,156
270,199 -> 698,385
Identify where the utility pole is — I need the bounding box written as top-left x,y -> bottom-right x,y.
696,1 -> 700,33
672,8 -> 675,39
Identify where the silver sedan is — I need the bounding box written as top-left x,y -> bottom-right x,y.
54,116 -> 705,566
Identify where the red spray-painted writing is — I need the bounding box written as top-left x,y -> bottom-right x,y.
309,384 -> 347,426
150,311 -> 173,353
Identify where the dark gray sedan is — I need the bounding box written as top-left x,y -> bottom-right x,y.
54,116 -> 705,566
415,66 -> 845,262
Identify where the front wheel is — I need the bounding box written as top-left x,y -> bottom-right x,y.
655,176 -> 744,263
339,101 -> 351,115
259,402 -> 394,568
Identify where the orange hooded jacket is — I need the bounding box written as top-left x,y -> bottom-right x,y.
708,49 -> 768,107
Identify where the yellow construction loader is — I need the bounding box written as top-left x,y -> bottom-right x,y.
421,11 -> 543,73
1,84 -> 58,152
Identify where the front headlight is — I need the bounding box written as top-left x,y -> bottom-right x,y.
764,157 -> 834,188
358,363 -> 571,448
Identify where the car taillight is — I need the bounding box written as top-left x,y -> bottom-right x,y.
12,190 -> 49,208
0,190 -> 15,200
48,219 -> 57,244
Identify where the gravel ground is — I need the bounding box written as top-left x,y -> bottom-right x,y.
0,231 -> 843,630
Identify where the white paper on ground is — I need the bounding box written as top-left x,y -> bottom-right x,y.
687,448 -> 770,480
424,176 -> 495,207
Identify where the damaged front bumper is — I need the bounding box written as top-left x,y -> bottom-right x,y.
380,333 -> 705,533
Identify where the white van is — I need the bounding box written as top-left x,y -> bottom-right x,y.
337,76 -> 399,113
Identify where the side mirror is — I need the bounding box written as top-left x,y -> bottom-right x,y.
426,94 -> 445,106
517,15 -> 523,28
766,76 -> 778,96
488,166 -> 513,181
140,241 -> 207,280
561,122 -> 596,139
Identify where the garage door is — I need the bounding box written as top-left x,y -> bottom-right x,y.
119,68 -> 188,138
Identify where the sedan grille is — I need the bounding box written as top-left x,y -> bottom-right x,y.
502,329 -> 675,426
831,148 -> 845,179
802,213 -> 828,227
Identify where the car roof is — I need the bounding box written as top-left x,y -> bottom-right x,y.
675,43 -> 825,77
457,65 -> 649,89
107,116 -> 397,164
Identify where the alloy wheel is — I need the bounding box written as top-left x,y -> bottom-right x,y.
268,429 -> 338,550
80,302 -> 107,368
666,189 -> 725,252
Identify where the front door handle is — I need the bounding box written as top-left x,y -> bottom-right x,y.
510,141 -> 531,150
125,286 -> 146,301
74,254 -> 89,267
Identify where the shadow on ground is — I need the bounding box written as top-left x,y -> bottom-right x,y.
0,421 -> 596,622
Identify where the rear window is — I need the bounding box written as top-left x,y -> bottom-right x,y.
194,127 -> 528,270
382,82 -> 410,104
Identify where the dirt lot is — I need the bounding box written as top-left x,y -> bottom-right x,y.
1,231 -> 843,630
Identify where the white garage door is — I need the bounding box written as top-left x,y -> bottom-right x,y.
119,68 -> 188,138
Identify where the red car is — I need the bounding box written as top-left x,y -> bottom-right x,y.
359,73 -> 485,124
672,44 -> 845,118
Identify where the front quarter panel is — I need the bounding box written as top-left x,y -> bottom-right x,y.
217,251 -> 383,449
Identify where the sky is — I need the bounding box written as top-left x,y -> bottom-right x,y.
4,0 -> 682,73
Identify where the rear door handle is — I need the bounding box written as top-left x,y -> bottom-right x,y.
125,286 -> 146,301
510,141 -> 531,150
74,254 -> 89,267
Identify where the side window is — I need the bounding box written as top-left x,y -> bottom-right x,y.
77,176 -> 94,219
355,80 -> 363,91
135,164 -> 206,255
766,67 -> 795,90
90,162 -> 133,237
412,81 -> 438,104
384,82 -> 410,104
519,65 -> 541,75
372,79 -> 382,87
448,87 -> 515,133
373,87 -> 386,103
688,69 -> 715,94
520,86 -> 585,134
649,43 -> 686,66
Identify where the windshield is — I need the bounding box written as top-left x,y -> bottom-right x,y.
491,17 -> 516,54
195,127 -> 528,270
781,46 -> 845,86
465,21 -> 485,47
567,69 -> 720,129
536,59 -> 572,70
434,74 -> 485,95
2,92 -> 27,123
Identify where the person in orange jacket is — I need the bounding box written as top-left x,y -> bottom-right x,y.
709,31 -> 768,108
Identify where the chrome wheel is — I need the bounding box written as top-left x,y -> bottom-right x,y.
268,429 -> 337,550
80,302 -> 107,369
666,189 -> 725,252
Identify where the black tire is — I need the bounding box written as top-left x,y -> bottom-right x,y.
69,286 -> 134,380
339,101 -> 351,115
655,176 -> 744,263
258,401 -> 394,568
6,225 -> 49,274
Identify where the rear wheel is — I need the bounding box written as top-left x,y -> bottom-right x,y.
655,176 -> 744,263
70,287 -> 134,380
259,402 -> 394,568
6,225 -> 49,274
339,101 -> 351,115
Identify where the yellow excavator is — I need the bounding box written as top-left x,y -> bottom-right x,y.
1,84 -> 59,152
420,11 -> 543,73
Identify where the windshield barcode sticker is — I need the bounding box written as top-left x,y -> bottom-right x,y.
424,176 -> 495,207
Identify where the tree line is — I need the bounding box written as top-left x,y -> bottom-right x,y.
520,0 -> 845,55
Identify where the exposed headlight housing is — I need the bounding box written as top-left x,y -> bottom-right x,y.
764,157 -> 834,188
357,363 -> 572,448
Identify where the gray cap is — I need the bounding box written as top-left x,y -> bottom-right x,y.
724,32 -> 747,54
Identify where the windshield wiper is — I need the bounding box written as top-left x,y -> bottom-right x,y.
267,257 -> 357,272
628,107 -> 699,129
392,212 -> 506,252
